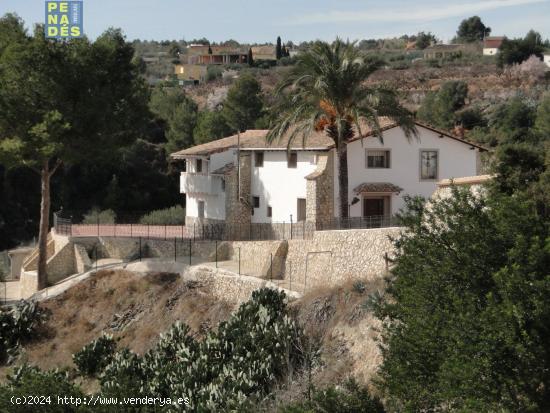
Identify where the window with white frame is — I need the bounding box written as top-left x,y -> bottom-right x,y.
420,150 -> 438,180
366,150 -> 390,168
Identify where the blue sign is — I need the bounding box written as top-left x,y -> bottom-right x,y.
45,1 -> 83,39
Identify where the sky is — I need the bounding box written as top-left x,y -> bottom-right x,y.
1,0 -> 550,44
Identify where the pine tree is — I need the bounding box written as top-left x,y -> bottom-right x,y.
276,36 -> 282,60
248,47 -> 254,66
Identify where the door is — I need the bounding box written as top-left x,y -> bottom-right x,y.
198,200 -> 205,219
297,198 -> 307,222
363,198 -> 384,217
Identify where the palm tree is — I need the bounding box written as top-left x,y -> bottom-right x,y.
267,39 -> 417,219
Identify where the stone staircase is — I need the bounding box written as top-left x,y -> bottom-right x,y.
21,233 -> 54,272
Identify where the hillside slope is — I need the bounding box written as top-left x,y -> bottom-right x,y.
3,269 -> 386,396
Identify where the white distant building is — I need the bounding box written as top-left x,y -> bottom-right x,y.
171,121 -> 486,229
483,37 -> 505,55
544,54 -> 550,68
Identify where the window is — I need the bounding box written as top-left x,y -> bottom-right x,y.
221,179 -> 225,192
255,152 -> 264,167
420,150 -> 438,180
253,196 -> 260,208
287,152 -> 297,168
366,150 -> 390,168
198,200 -> 205,218
267,206 -> 272,218
196,159 -> 203,173
297,198 -> 306,221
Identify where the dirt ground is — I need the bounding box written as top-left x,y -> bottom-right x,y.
2,269 -> 387,397
4,269 -> 233,376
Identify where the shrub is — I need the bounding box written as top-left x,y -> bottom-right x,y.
377,187 -> 550,411
82,208 -> 116,225
73,333 -> 117,377
279,379 -> 385,413
0,365 -> 87,413
0,300 -> 45,365
138,205 -> 185,225
100,288 -> 303,411
206,65 -> 223,82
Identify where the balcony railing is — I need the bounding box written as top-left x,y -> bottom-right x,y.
180,173 -> 222,195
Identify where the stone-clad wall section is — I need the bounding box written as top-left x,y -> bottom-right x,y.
225,153 -> 252,227
46,241 -> 76,284
306,152 -> 334,226
219,240 -> 288,278
284,228 -> 402,289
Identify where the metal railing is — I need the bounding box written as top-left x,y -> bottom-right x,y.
317,215 -> 397,231
53,211 -> 396,242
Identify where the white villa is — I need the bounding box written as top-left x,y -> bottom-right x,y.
483,37 -> 505,56
171,120 -> 486,229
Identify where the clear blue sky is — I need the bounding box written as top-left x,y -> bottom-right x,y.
2,0 -> 549,43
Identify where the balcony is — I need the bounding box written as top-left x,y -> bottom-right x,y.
180,173 -> 222,195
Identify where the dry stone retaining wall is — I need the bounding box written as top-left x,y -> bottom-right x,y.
284,228 -> 402,289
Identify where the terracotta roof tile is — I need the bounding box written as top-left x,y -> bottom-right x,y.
354,183 -> 403,194
170,119 -> 488,159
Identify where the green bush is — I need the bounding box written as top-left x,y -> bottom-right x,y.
279,379 -> 385,413
100,288 -> 302,411
0,365 -> 88,413
138,205 -> 185,225
73,334 -> 117,377
0,300 -> 45,365
82,208 -> 116,225
206,65 -> 223,81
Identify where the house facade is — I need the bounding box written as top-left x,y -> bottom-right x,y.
483,37 -> 505,55
171,122 -> 486,228
544,54 -> 550,68
423,44 -> 465,60
184,45 -> 248,65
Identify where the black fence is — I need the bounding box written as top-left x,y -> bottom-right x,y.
317,215 -> 398,231
53,211 -> 397,242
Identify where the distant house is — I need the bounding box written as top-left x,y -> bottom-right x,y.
544,54 -> 550,68
185,44 -> 248,65
251,45 -> 277,61
483,37 -> 505,56
174,64 -> 207,85
423,44 -> 465,59
171,121 -> 486,228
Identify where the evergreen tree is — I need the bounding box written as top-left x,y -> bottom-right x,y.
222,73 -> 265,132
497,30 -> 545,67
0,23 -> 149,288
276,36 -> 282,59
248,47 -> 254,66
456,16 -> 491,42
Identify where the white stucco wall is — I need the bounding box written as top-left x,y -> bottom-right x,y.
250,151 -> 318,223
335,126 -> 480,217
183,150 -> 235,221
544,55 -> 550,68
483,48 -> 499,56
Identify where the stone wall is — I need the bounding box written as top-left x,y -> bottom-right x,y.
74,244 -> 92,274
225,153 -> 252,226
20,271 -> 38,298
306,152 -> 334,226
284,228 -> 402,289
219,240 -> 288,278
46,241 -> 76,284
188,265 -> 299,306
